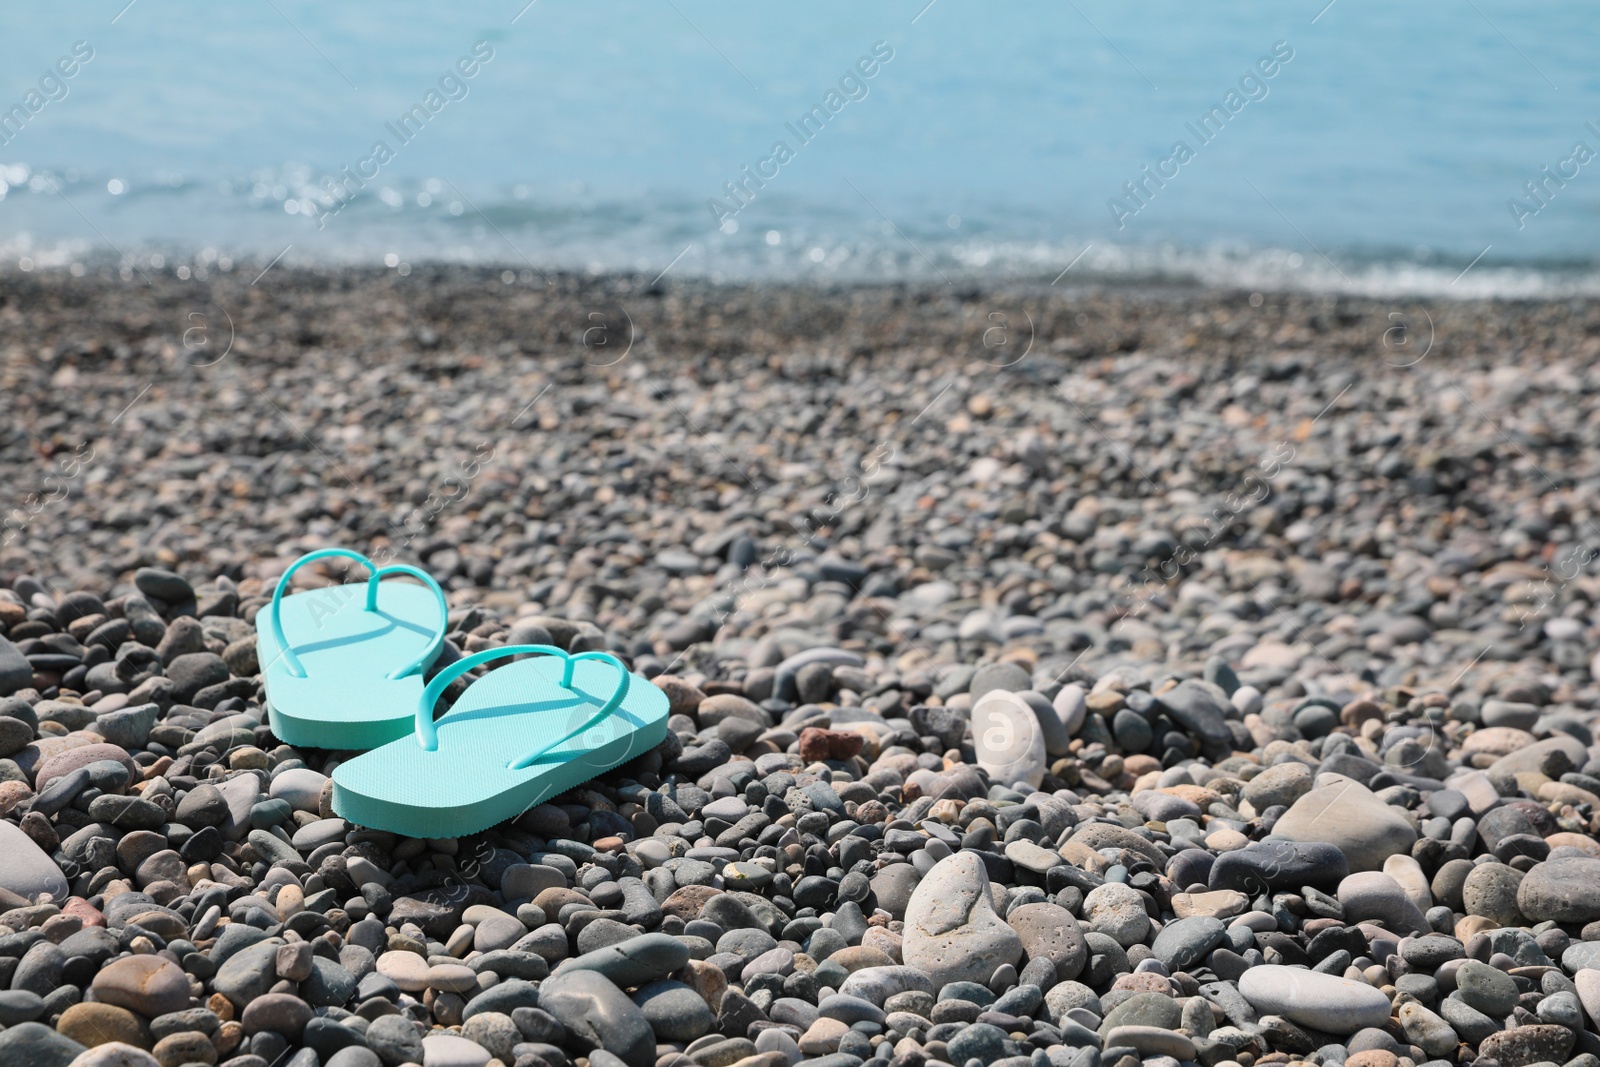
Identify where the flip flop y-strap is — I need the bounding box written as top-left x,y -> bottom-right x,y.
267,549 -> 447,679
364,564 -> 449,679
414,644 -> 631,768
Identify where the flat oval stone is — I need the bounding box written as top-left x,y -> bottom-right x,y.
1149,915 -> 1225,971
537,968 -> 655,1067
1082,883 -> 1150,947
817,993 -> 885,1025
0,1022 -> 87,1067
1210,840 -> 1350,893
269,767 -> 329,813
1153,681 -> 1233,747
1477,1023 -> 1575,1067
365,1015 -> 424,1066
377,950 -> 430,992
53,1002 -> 147,1048
1070,823 -> 1166,868
1242,762 -> 1313,812
837,966 -> 935,1006
425,964 -> 478,993
1238,964 -> 1392,1033
1098,991 -> 1181,1035
553,932 -> 691,988
1105,1025 -> 1196,1060
1454,960 -> 1518,1017
290,818 -> 349,851
868,864 -> 921,920
33,742 -> 135,790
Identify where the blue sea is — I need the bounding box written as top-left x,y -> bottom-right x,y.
2,1 -> 1598,296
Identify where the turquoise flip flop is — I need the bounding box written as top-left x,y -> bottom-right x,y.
257,548 -> 449,751
331,644 -> 669,838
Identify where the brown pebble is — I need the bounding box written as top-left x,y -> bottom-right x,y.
798,727 -> 864,762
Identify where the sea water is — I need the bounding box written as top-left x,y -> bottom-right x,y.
0,0 -> 1597,297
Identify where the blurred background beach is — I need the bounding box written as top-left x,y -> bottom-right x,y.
2,0 -> 1597,296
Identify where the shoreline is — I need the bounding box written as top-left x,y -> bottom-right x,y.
6,243 -> 1600,302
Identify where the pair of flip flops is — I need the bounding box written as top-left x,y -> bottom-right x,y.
258,548 -> 668,838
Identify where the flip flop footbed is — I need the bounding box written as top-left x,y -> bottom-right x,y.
331,656 -> 668,838
257,582 -> 443,748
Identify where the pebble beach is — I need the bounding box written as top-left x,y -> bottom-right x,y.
5,267 -> 1600,1067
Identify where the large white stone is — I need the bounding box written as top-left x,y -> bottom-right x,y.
971,690 -> 1047,788
0,821 -> 68,901
1238,965 -> 1392,1033
901,852 -> 1022,988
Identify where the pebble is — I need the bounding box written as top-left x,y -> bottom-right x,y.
0,1023 -> 86,1067
240,993 -> 313,1039
1337,871 -> 1430,935
901,852 -> 1023,987
1238,965 -> 1393,1033
1005,902 -> 1088,981
0,821 -> 69,900
90,703 -> 159,749
65,1045 -> 162,1067
1081,883 -> 1150,947
91,956 -> 191,1018
459,1013 -> 518,1063
556,932 -> 691,987
1396,1000 -> 1457,1058
471,910 -> 523,951
1517,855 -> 1600,922
1478,1024 -> 1575,1067
1272,775 -> 1418,871
365,1016 -> 424,1067
1240,761 -> 1312,812
54,1003 -> 147,1048
1148,915 -> 1225,971
1171,890 -> 1247,919
970,690 -> 1048,788
1464,862 -> 1527,926
631,980 -> 716,1041
267,769 -> 328,813
1454,959 -> 1519,1017
1104,1025 -> 1195,1060
537,969 -> 655,1067
213,941 -> 281,1007
420,1034 -> 490,1067
376,950 -> 429,991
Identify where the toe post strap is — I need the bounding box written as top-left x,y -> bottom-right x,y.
268,548 -> 373,679
363,564 -> 448,680
267,549 -> 447,680
413,644 -> 631,767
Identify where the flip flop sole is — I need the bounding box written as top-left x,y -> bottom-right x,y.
257,582 -> 444,750
330,656 -> 668,838
265,673 -> 426,750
